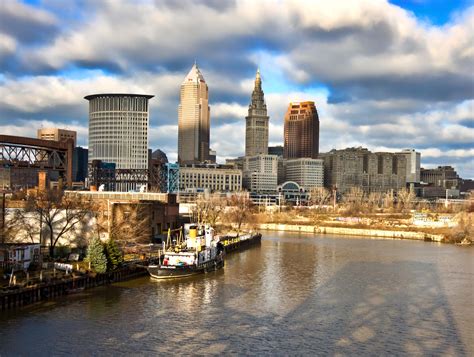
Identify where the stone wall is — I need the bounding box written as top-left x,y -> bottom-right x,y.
259,223 -> 444,242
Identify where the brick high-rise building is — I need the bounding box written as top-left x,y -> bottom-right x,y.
245,69 -> 269,157
178,63 -> 210,164
283,101 -> 319,159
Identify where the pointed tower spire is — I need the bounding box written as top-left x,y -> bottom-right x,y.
245,68 -> 269,157
255,68 -> 261,89
183,61 -> 205,84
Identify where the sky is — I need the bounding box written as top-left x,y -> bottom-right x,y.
0,0 -> 473,178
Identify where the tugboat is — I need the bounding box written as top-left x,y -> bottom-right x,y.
147,224 -> 225,280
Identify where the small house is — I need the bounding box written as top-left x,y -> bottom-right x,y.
0,243 -> 41,270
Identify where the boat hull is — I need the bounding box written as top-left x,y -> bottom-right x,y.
147,257 -> 224,280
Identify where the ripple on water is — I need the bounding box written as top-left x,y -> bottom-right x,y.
0,233 -> 472,355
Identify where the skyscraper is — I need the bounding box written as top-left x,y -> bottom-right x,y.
245,69 -> 269,157
178,63 -> 210,164
85,93 -> 153,190
283,101 -> 319,159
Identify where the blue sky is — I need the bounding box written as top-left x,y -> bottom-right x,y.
0,0 -> 473,178
389,0 -> 474,24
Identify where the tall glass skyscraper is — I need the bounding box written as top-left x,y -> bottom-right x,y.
178,63 -> 210,164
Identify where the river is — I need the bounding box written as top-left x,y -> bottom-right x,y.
1,232 -> 473,355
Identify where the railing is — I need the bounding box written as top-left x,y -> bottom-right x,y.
0,261 -> 21,271
0,264 -> 148,311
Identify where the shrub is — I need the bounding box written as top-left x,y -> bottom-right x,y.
85,237 -> 107,274
105,239 -> 123,271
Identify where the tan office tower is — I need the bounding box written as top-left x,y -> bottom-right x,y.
245,69 -> 269,157
178,63 -> 210,164
37,128 -> 77,147
283,101 -> 319,159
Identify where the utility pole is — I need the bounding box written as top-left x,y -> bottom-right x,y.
278,192 -> 282,213
1,191 -> 5,244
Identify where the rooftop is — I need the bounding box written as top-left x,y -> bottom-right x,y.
182,63 -> 206,84
66,191 -> 174,203
84,93 -> 154,100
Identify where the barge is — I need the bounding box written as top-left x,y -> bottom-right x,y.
219,232 -> 262,253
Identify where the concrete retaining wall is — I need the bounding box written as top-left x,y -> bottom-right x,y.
259,223 -> 444,242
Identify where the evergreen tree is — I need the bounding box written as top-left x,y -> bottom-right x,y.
105,239 -> 123,271
85,237 -> 107,273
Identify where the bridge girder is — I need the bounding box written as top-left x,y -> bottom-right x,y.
0,135 -> 73,188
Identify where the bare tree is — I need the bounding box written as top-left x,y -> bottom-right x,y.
310,187 -> 331,208
203,193 -> 225,227
191,193 -> 225,227
343,186 -> 365,213
22,189 -> 94,257
397,188 -> 416,212
383,190 -> 395,210
367,192 -> 383,212
225,194 -> 253,235
10,208 -> 39,243
464,192 -> 474,213
108,203 -> 151,248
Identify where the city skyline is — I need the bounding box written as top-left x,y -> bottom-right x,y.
0,0 -> 472,177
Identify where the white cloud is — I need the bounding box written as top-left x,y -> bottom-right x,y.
212,102 -> 247,121
0,119 -> 88,145
0,0 -> 57,27
0,33 -> 15,58
1,0 -> 473,177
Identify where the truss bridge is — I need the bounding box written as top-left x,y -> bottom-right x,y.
0,135 -> 73,188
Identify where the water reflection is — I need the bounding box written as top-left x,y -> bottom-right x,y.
0,233 -> 472,355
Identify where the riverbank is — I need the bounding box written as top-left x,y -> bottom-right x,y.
258,223 -> 445,242
0,264 -> 147,311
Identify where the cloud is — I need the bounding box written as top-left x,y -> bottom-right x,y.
212,102 -> 247,123
0,0 -> 58,44
0,33 -> 16,60
0,0 -> 473,177
0,118 -> 87,146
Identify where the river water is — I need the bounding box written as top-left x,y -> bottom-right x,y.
1,232 -> 473,356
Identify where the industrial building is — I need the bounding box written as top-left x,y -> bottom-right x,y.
320,147 -> 408,194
